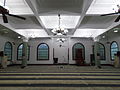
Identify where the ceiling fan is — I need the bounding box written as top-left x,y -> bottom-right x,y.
0,0 -> 26,23
101,5 -> 120,22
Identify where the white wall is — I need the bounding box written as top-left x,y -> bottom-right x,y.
99,34 -> 120,65
69,38 -> 93,64
0,35 -> 16,64
1,34 -> 115,65
14,37 -> 94,64
53,37 -> 69,64
106,36 -> 120,65
28,38 -> 53,64
99,38 -> 111,64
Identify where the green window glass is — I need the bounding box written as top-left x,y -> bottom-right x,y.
37,43 -> 49,60
4,42 -> 12,60
72,43 -> 85,60
17,43 -> 30,60
110,41 -> 119,60
99,43 -> 105,60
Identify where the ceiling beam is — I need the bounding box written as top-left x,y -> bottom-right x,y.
71,0 -> 94,34
107,21 -> 120,30
25,0 -> 50,35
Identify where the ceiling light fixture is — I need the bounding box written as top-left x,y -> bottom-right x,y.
114,30 -> 118,32
112,4 -> 120,13
18,36 -> 21,39
113,28 -> 119,32
51,14 -> 68,36
102,35 -> 105,38
57,38 -> 66,43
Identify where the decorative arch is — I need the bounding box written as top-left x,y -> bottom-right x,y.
37,43 -> 49,60
17,43 -> 30,60
110,41 -> 119,60
17,43 -> 23,60
4,42 -> 12,60
72,43 -> 85,60
99,43 -> 106,60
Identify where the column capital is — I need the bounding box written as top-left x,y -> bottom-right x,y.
22,37 -> 29,42
93,37 -> 100,42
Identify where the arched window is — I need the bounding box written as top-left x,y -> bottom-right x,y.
17,43 -> 30,60
4,42 -> 12,60
37,43 -> 49,60
72,43 -> 85,60
110,41 -> 119,60
99,43 -> 105,60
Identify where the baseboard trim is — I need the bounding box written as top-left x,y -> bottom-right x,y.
7,64 -> 114,66
101,64 -> 114,66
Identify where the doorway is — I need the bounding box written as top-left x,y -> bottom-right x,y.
75,48 -> 84,65
73,43 -> 85,65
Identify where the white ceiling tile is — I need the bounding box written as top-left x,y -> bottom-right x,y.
39,15 -> 80,29
0,0 -> 33,15
86,0 -> 120,14
73,29 -> 107,38
16,29 -> 49,38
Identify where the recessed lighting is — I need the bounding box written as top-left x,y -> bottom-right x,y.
113,28 -> 119,32
18,36 -> 21,38
102,36 -> 105,38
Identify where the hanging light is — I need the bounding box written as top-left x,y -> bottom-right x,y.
112,4 -> 120,13
57,38 -> 66,43
51,14 -> 68,35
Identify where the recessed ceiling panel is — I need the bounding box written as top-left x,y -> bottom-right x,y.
86,0 -> 119,14
0,24 -> 21,39
36,0 -> 83,14
40,15 -> 80,29
8,16 -> 42,29
73,29 -> 107,38
0,0 -> 33,15
79,16 -> 116,29
16,29 -> 49,38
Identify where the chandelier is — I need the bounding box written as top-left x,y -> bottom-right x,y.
51,14 -> 68,35
57,38 -> 66,43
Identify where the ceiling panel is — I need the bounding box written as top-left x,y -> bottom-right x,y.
36,0 -> 83,14
73,29 -> 107,38
7,15 -> 42,29
79,16 -> 116,29
16,29 -> 49,38
86,0 -> 119,14
0,24 -> 21,39
0,0 -> 33,15
0,0 -> 119,38
40,15 -> 80,29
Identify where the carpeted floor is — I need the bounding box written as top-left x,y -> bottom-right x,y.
0,65 -> 120,90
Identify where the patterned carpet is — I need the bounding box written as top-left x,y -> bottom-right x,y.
0,65 -> 120,90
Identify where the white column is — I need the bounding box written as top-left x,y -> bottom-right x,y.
21,37 -> 29,68
93,37 -> 101,68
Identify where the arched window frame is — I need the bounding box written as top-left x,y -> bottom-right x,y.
37,43 -> 49,60
72,43 -> 85,60
110,41 -> 119,61
4,42 -> 12,61
99,43 -> 106,60
17,43 -> 23,60
17,43 -> 30,60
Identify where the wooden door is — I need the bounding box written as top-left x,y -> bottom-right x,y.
75,49 -> 84,65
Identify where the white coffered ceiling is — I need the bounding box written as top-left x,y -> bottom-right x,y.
0,0 -> 120,38
39,16 -> 80,29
